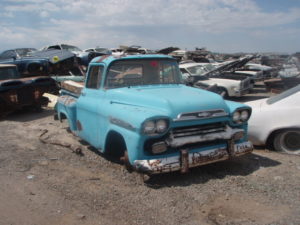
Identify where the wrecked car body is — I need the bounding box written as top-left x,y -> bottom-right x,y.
0,48 -> 49,76
56,55 -> 253,174
42,44 -> 104,67
243,63 -> 275,78
0,64 -> 58,117
0,48 -> 77,77
180,62 -> 252,97
30,49 -> 77,75
264,58 -> 300,92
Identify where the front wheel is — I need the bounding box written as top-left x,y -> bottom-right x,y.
273,129 -> 300,155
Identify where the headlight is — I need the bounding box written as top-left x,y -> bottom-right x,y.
240,110 -> 249,121
233,111 -> 240,122
232,109 -> 250,124
142,119 -> 169,135
143,121 -> 156,134
156,119 -> 167,133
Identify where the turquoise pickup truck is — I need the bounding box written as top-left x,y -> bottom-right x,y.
55,54 -> 253,174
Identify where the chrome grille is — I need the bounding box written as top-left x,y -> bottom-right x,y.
175,109 -> 228,121
241,78 -> 251,89
171,122 -> 226,138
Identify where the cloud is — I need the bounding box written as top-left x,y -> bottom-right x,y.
3,0 -> 300,30
0,0 -> 300,52
39,10 -> 49,18
4,1 -> 60,13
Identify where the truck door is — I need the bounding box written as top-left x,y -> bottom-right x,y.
76,65 -> 105,147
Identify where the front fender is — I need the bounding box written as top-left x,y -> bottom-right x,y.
104,124 -> 144,164
108,103 -> 169,133
56,96 -> 78,131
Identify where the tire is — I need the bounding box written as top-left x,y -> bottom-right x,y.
273,129 -> 300,155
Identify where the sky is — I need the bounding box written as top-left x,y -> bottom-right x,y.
0,0 -> 300,53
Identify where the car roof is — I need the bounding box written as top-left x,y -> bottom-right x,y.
90,54 -> 175,65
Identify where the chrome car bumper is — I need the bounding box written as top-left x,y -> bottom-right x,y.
134,141 -> 253,174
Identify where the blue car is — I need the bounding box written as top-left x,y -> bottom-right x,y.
0,48 -> 49,76
42,44 -> 105,67
0,48 -> 77,77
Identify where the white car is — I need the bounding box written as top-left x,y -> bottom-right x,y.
234,70 -> 264,82
84,47 -> 112,55
179,62 -> 251,97
246,85 -> 300,154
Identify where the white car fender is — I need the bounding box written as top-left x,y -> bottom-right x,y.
247,98 -> 300,145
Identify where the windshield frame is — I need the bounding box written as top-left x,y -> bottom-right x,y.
105,58 -> 182,89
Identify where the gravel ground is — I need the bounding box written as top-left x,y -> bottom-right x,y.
0,87 -> 299,225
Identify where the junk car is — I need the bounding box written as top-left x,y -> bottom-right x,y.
55,55 -> 253,174
42,44 -> 104,67
0,48 -> 76,76
180,62 -> 252,97
0,64 -> 57,117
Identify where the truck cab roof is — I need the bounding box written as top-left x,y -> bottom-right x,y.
90,54 -> 175,65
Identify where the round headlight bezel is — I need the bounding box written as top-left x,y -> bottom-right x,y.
143,120 -> 156,134
233,111 -> 241,122
232,108 -> 251,124
156,119 -> 168,133
142,118 -> 169,135
240,110 -> 249,121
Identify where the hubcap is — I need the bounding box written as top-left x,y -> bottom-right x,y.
282,131 -> 300,151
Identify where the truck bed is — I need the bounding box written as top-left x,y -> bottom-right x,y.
61,80 -> 84,96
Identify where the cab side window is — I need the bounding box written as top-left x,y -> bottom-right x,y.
86,65 -> 103,89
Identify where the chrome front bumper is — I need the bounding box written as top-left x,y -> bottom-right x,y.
134,141 -> 253,174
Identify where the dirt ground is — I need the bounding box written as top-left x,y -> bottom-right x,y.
0,87 -> 299,225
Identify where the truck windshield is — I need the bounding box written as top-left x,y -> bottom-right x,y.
106,59 -> 182,88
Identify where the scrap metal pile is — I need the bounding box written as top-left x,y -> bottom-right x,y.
0,43 -> 298,118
